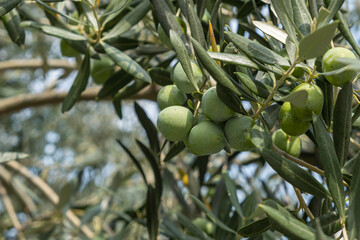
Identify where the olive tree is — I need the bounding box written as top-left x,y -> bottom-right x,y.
0,0 -> 360,239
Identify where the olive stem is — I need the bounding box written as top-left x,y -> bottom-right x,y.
272,144 -> 350,188
294,187 -> 315,220
252,59 -> 300,120
350,137 -> 360,149
341,219 -> 349,240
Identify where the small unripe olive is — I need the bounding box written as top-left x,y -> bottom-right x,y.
225,115 -> 255,151
201,87 -> 234,122
192,218 -> 215,236
290,83 -> 324,121
157,106 -> 194,141
279,102 -> 311,136
187,120 -> 226,156
156,85 -> 187,110
272,129 -> 301,158
322,47 -> 357,86
172,61 -> 203,94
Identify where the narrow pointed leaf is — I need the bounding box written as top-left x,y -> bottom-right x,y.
223,171 -> 244,218
116,140 -> 148,185
252,21 -> 287,44
146,186 -> 159,240
102,42 -> 151,83
136,140 -> 162,204
313,115 -> 345,219
2,9 -> 25,46
274,90 -> 308,108
103,0 -> 151,41
186,0 -> 206,48
216,83 -> 248,115
191,38 -> 255,101
262,148 -> 331,199
333,82 -> 352,167
62,52 -> 90,112
97,70 -> 133,99
321,0 -> 345,28
113,79 -> 148,100
259,200 -> 317,240
334,11 -> 360,56
170,30 -> 199,92
208,52 -> 259,69
291,0 -> 311,36
149,68 -> 172,86
250,122 -> 272,150
298,22 -> 338,60
0,0 -> 21,17
308,210 -> 346,235
349,151 -> 360,240
235,72 -> 271,99
271,0 -> 297,43
163,168 -> 189,212
238,218 -> 270,237
262,104 -> 281,130
190,194 -> 237,234
163,141 -> 185,162
20,21 -> 87,41
178,213 -> 211,240
225,31 -> 289,66
315,219 -> 329,240
134,102 -> 160,154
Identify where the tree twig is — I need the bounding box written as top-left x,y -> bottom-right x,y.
294,187 -> 315,220
0,59 -> 77,71
0,165 -> 37,215
5,161 -> 95,239
0,84 -> 160,116
0,181 -> 26,240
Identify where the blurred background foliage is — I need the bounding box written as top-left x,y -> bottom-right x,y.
0,0 -> 359,239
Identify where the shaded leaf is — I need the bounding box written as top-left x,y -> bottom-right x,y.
313,115 -> 345,220
235,72 -> 271,99
149,68 -> 172,86
216,83 -> 248,115
262,148 -> 331,199
349,149 -> 360,240
0,0 -> 21,17
57,182 -> 74,210
298,22 -> 338,60
113,79 -> 148,100
271,0 -> 297,43
259,200 -> 317,240
333,82 -> 352,167
222,171 -> 243,218
20,21 -> 87,41
2,9 -> 25,46
191,38 -> 255,101
291,0 -> 311,36
146,186 -> 159,240
162,217 -> 186,240
103,0 -> 151,41
250,122 -> 272,150
62,52 -> 90,112
320,0 -> 345,28
190,194 -> 237,235
136,140 -> 162,204
238,218 -> 270,237
186,0 -> 206,48
97,70 -> 133,99
170,30 -> 199,92
102,42 -> 151,83
163,141 -> 185,162
178,213 -> 211,240
308,210 -> 344,236
81,205 -> 102,225
134,102 -> 160,154
225,31 -> 289,66
163,168 -> 189,213
116,140 -> 148,185
315,219 -> 329,240
261,104 -> 281,130
274,90 -> 308,108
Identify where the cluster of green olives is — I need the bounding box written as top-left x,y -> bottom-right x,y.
156,62 -> 255,156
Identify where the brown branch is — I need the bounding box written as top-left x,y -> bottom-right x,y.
5,161 -> 95,239
0,165 -> 37,214
0,84 -> 160,116
0,59 -> 77,71
0,181 -> 26,240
